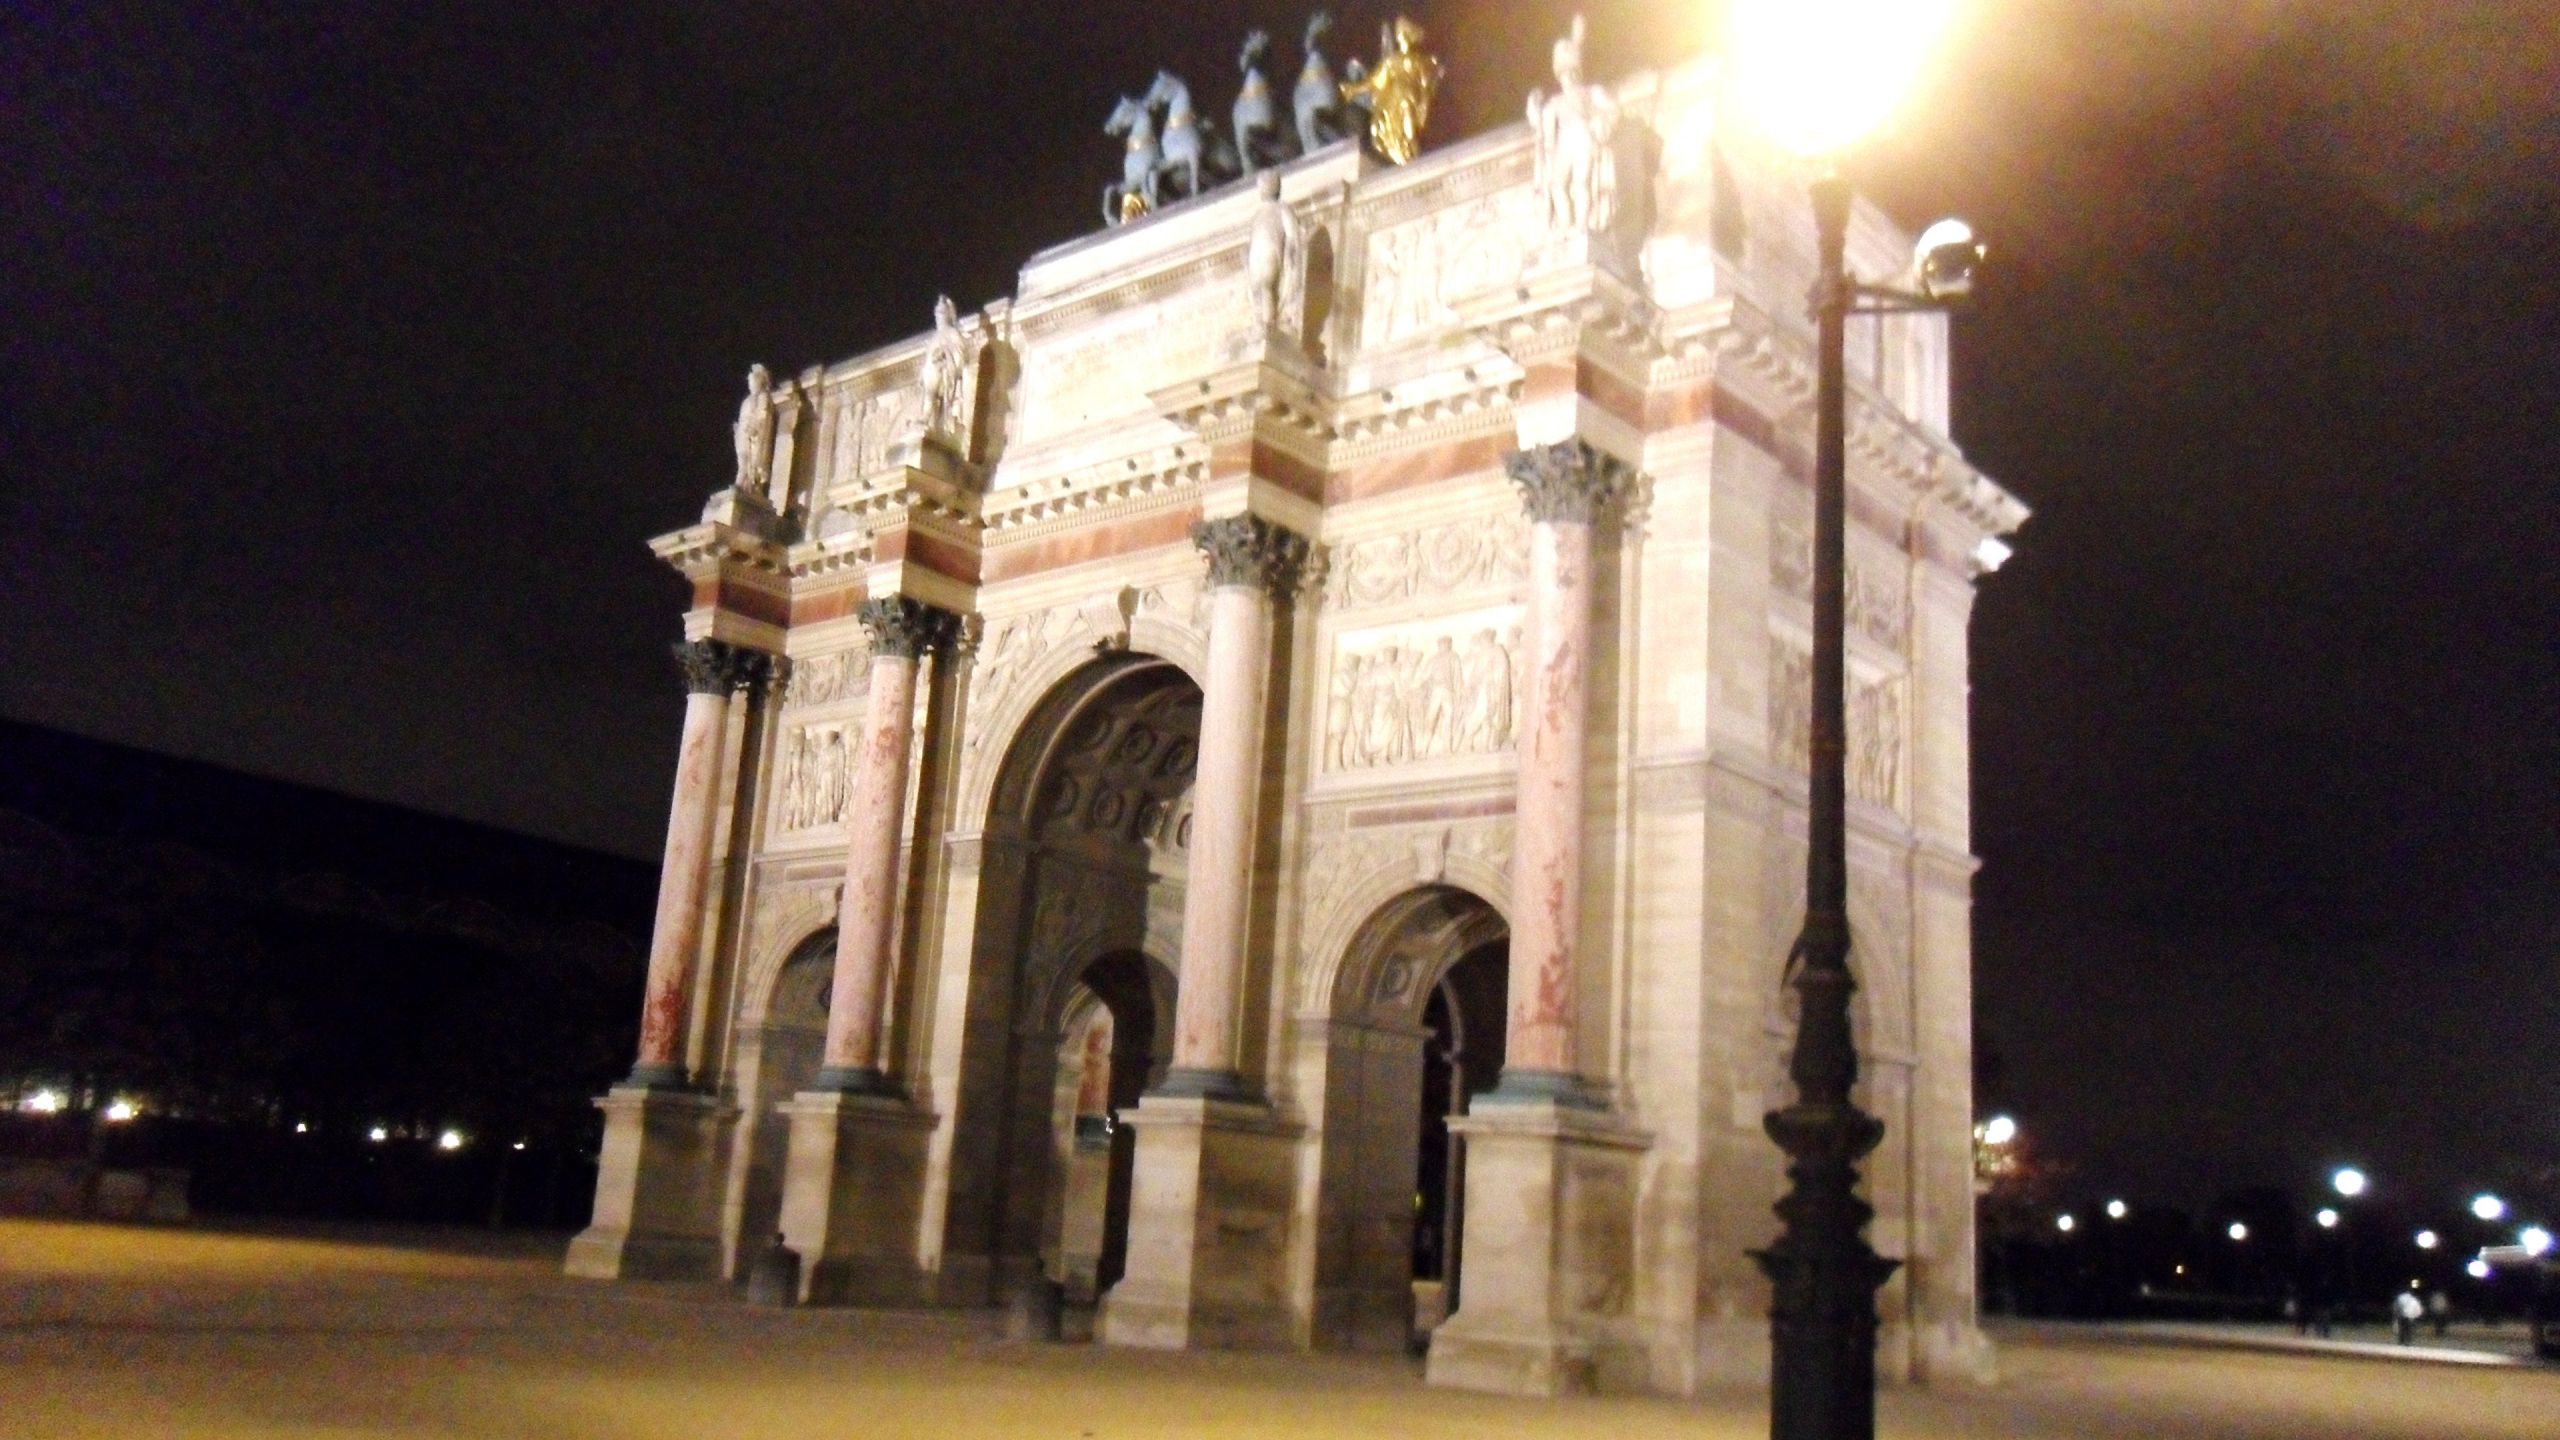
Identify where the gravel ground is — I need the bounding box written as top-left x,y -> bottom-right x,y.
1,1218 -> 2549,1439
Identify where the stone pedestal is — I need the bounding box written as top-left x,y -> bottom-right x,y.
774,1090 -> 939,1305
565,1085 -> 732,1281
1425,1099 -> 1646,1396
1098,1094 -> 1297,1350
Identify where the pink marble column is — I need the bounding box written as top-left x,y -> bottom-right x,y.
1160,515 -> 1307,1098
1494,441 -> 1627,1100
815,596 -> 957,1094
630,639 -> 767,1087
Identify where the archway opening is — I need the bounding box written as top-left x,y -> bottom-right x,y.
942,654 -> 1199,1305
1315,884 -> 1508,1352
732,926 -> 834,1271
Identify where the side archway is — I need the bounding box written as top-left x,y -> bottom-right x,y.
729,924 -> 834,1271
1310,884 -> 1509,1352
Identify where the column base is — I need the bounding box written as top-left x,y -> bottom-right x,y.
808,1064 -> 903,1097
1150,1066 -> 1252,1101
1425,1098 -> 1648,1397
775,1089 -> 938,1306
1098,1093 -> 1299,1352
565,1084 -> 732,1282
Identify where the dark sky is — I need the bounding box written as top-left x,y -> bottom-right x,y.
6,2 -> 2556,1218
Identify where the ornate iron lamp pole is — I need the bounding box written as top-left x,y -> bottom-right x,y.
1725,7 -> 1980,1436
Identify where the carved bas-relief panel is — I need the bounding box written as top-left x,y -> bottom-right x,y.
1772,512 -> 1909,652
1322,512 -> 1528,614
1767,639 -> 1906,814
1323,609 -> 1522,775
1358,184 -> 1541,350
771,720 -> 856,837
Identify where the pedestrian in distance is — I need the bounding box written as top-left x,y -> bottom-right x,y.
2392,1288 -> 2423,1344
2427,1289 -> 2451,1338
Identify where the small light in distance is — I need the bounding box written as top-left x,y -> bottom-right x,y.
2466,1259 -> 2492,1280
2055,1213 -> 2076,1233
2472,1194 -> 2507,1222
23,1089 -> 65,1115
436,1129 -> 466,1152
2105,1199 -> 2128,1220
2523,1226 -> 2554,1258
2316,1208 -> 2340,1229
511,1141 -> 527,1152
294,1122 -> 309,1135
367,1126 -> 388,1143
102,1099 -> 138,1123
2332,1167 -> 2368,1198
1979,1115 -> 2017,1147
2415,1230 -> 2439,1250
2226,1221 -> 2249,1242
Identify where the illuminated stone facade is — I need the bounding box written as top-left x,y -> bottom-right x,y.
567,50 -> 2025,1399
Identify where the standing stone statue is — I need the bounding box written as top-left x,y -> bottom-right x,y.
1528,16 -> 1619,235
1341,16 -> 1442,165
1245,169 -> 1305,336
917,296 -> 973,443
732,363 -> 776,490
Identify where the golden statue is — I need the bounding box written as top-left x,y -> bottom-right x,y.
1341,16 -> 1442,165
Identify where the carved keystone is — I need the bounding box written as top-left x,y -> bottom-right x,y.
673,639 -> 772,696
1505,439 -> 1634,525
855,596 -> 964,659
1190,514 -> 1311,595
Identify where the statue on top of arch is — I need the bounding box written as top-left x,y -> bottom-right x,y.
1528,15 -> 1619,237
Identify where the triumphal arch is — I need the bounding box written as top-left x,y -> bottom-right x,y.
567,19 -> 2024,1399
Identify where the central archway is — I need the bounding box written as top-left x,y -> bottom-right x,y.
940,654 -> 1198,1304
1313,884 -> 1509,1352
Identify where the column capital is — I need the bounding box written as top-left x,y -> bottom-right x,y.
856,595 -> 963,659
1190,514 -> 1310,595
1506,439 -> 1634,525
672,638 -> 771,696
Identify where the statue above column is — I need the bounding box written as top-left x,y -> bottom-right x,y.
673,638 -> 771,696
1528,16 -> 1619,236
732,364 -> 779,491
1506,440 -> 1633,525
1192,514 -> 1311,595
1246,169 -> 1306,338
855,595 -> 963,659
915,296 -> 978,450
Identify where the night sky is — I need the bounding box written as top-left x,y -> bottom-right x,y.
6,3 -> 2556,1217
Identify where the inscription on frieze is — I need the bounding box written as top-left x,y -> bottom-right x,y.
1014,281 -> 1257,441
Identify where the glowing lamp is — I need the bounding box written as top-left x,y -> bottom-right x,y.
2472,1194 -> 2506,1222
1978,1114 -> 2017,1147
2523,1226 -> 2553,1258
2055,1213 -> 2076,1233
2105,1199 -> 2128,1220
2316,1208 -> 2339,1229
1728,0 -> 1957,156
2226,1221 -> 2249,1242
2332,1167 -> 2367,1198
2415,1230 -> 2439,1250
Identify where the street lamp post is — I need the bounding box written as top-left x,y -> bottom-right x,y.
1729,8 -> 1972,1436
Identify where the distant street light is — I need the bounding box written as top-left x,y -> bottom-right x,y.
2332,1167 -> 2368,1198
2105,1199 -> 2128,1220
2056,1213 -> 2076,1233
1979,1115 -> 2017,1147
2523,1226 -> 2554,1258
2466,1258 -> 2493,1280
2415,1230 -> 2439,1250
2315,1208 -> 2340,1229
2471,1194 -> 2507,1222
101,1099 -> 137,1123
2227,1221 -> 2250,1242
367,1125 -> 389,1143
22,1089 -> 65,1115
436,1129 -> 466,1152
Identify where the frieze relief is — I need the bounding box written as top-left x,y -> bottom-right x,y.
1767,640 -> 1906,813
1323,610 -> 1522,774
780,644 -> 871,711
1772,512 -> 1909,651
771,720 -> 857,836
821,383 -> 922,491
1358,183 -> 1541,350
1322,512 -> 1528,613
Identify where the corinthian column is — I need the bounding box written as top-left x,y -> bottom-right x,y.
1494,440 -> 1628,1097
629,639 -> 768,1087
813,595 -> 959,1094
1158,514 -> 1307,1098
